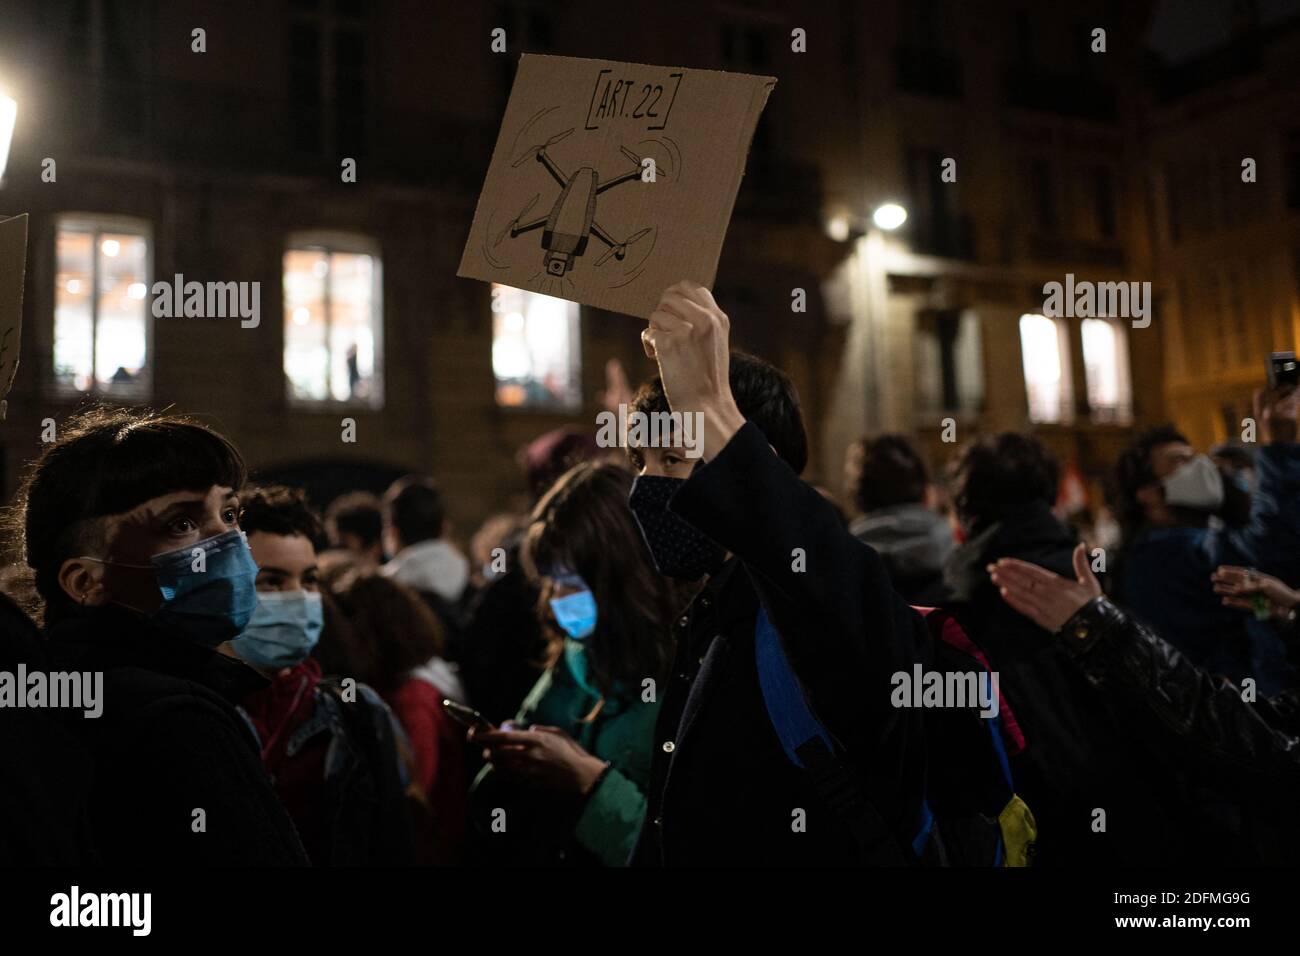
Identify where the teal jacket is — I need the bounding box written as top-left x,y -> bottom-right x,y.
471,639 -> 661,866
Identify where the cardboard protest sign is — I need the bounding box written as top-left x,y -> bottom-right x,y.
0,213 -> 28,421
458,54 -> 775,318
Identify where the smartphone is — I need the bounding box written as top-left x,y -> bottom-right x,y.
1267,351 -> 1299,390
442,699 -> 496,733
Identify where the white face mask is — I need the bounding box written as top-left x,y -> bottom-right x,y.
1162,454 -> 1225,511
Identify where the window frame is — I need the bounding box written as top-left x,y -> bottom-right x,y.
490,283 -> 583,414
51,212 -> 154,400
1080,316 -> 1133,425
282,230 -> 384,410
1018,312 -> 1074,425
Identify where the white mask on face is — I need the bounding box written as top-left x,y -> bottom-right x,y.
1162,454 -> 1225,511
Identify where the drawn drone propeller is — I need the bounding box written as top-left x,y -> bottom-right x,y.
511,128 -> 575,168
493,194 -> 541,248
595,227 -> 652,266
494,126 -> 655,277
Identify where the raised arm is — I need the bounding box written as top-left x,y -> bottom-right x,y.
1219,387 -> 1300,581
642,281 -> 926,735
1058,596 -> 1300,787
991,553 -> 1300,787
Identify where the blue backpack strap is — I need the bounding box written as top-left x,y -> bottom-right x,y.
753,603 -> 918,864
754,605 -> 836,768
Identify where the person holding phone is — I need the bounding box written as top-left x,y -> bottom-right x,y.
467,461 -> 687,866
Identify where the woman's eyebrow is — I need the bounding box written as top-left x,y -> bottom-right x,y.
148,499 -> 208,522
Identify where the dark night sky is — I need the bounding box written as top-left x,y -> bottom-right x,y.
1147,0 -> 1300,61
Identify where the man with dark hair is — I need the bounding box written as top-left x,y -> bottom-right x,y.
1114,389 -> 1300,696
846,435 -> 952,602
325,491 -> 384,568
951,433 -> 1060,533
628,350 -> 808,475
624,282 -> 929,866
228,484 -> 417,865
381,476 -> 469,607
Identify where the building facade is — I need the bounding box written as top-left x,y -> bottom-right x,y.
3,0 -> 1282,543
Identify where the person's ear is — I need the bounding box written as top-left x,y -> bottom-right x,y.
57,557 -> 110,607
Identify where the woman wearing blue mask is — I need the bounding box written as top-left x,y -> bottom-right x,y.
13,407 -> 308,866
468,461 -> 688,866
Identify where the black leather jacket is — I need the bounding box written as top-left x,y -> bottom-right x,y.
1058,596 -> 1299,862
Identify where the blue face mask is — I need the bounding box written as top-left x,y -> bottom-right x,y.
149,529 -> 261,647
231,591 -> 324,670
550,588 -> 597,640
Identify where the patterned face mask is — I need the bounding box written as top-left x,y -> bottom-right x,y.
627,474 -> 726,582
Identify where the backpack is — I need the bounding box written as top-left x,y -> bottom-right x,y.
316,678 -> 424,865
755,603 -> 1037,866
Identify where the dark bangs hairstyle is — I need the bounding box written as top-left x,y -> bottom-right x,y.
520,461 -> 685,700
8,406 -> 245,622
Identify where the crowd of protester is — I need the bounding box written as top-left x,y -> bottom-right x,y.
1,279 -> 1297,867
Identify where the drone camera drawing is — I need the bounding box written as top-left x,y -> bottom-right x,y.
459,54 -> 775,318
494,128 -> 653,278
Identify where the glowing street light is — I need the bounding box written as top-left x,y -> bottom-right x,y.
872,202 -> 907,231
0,91 -> 16,184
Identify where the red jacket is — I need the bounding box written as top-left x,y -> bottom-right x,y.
387,676 -> 467,860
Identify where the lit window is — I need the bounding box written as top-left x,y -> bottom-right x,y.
283,234 -> 382,407
1019,313 -> 1072,424
1081,318 -> 1132,424
54,215 -> 151,396
492,284 -> 581,410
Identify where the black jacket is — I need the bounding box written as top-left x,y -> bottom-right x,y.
44,604 -> 309,866
630,423 -> 931,866
939,504 -> 1244,865
0,594 -> 97,864
1059,596 -> 1299,863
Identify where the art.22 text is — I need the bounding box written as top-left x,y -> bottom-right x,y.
584,70 -> 682,131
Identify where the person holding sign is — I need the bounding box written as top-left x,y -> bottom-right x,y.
626,281 -> 932,866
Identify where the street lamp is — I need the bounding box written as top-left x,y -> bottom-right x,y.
0,90 -> 16,184
872,202 -> 907,231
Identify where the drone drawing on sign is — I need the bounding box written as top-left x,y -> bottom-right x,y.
483,113 -> 680,298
